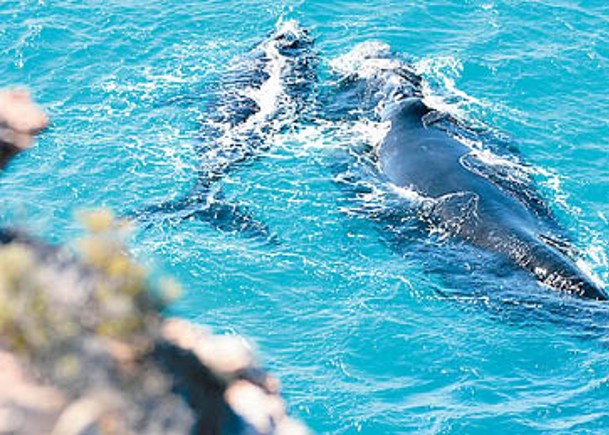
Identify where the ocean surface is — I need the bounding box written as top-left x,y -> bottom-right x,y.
2,0 -> 609,433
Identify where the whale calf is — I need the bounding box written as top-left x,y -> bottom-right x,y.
330,43 -> 607,300
134,20 -> 317,239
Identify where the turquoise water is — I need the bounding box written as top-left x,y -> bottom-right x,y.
2,1 -> 609,433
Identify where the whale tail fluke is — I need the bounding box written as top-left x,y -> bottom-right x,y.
127,188 -> 278,243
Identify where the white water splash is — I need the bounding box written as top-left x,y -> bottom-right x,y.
329,41 -> 400,79
248,21 -> 297,124
198,19 -> 311,171
415,56 -> 487,120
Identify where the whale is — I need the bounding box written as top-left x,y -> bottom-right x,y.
330,42 -> 607,300
132,20 -> 317,239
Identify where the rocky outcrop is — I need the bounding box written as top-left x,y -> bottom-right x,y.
0,90 -> 308,434
0,212 -> 308,435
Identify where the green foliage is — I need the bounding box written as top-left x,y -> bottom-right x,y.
0,209 -> 180,360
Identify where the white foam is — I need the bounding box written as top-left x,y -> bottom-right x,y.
388,184 -> 429,204
274,18 -> 305,40
467,149 -> 532,178
576,238 -> 609,290
575,258 -> 608,290
251,37 -> 286,122
247,19 -> 307,125
329,41 -> 398,79
415,56 -> 487,120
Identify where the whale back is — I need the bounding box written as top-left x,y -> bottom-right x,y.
331,43 -> 607,300
205,20 -> 316,133
131,21 -> 318,240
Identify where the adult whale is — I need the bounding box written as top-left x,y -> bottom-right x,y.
133,20 -> 317,239
330,43 -> 607,300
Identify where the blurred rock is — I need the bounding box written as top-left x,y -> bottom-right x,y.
0,211 -> 308,434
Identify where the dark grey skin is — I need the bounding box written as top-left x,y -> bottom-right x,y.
337,46 -> 607,300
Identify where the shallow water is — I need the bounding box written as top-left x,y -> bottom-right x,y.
2,1 -> 609,433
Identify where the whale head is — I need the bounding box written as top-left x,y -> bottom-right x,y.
330,42 -> 423,119
271,19 -> 314,53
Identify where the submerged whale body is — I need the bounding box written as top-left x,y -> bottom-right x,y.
133,20 -> 317,239
331,42 -> 607,300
